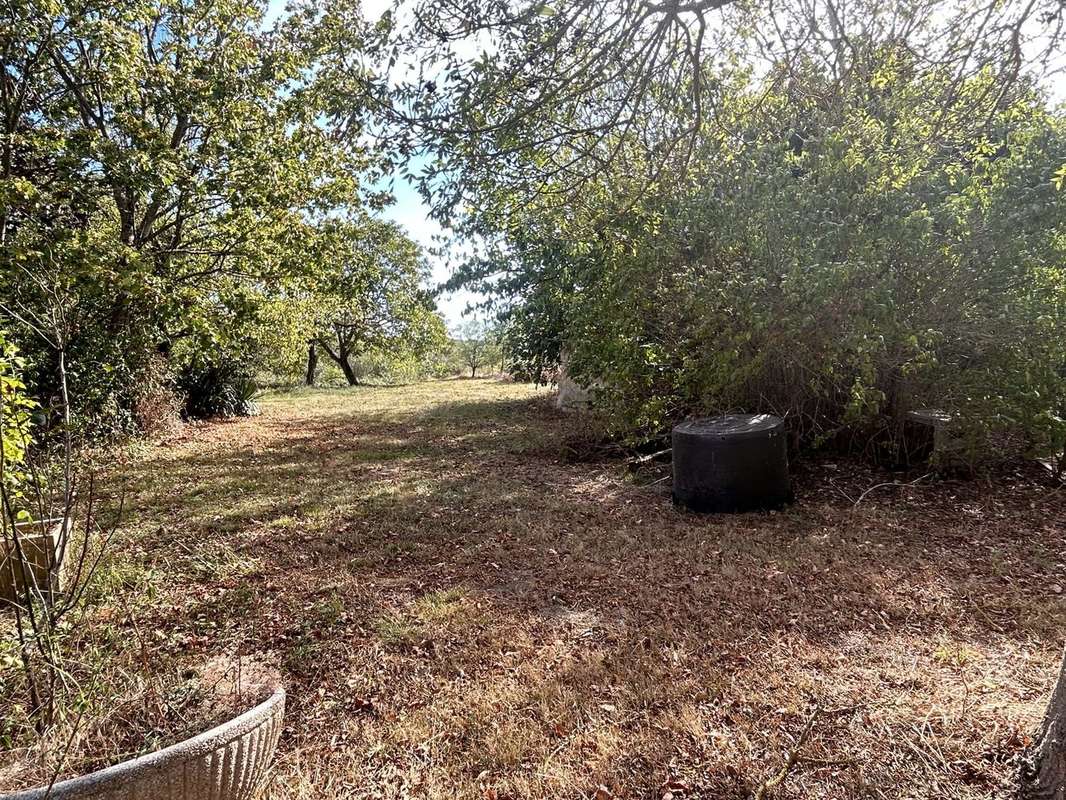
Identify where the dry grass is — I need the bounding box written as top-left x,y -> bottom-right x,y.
2,378 -> 1064,799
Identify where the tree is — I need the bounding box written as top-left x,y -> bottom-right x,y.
443,227 -> 580,385
305,219 -> 447,387
378,0 -> 1065,218
1021,652 -> 1066,800
1,0 -> 380,428
454,319 -> 502,378
305,341 -> 319,386
371,0 -> 1066,420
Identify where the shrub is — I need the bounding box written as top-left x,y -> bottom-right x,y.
131,354 -> 183,436
177,357 -> 259,419
516,58 -> 1066,463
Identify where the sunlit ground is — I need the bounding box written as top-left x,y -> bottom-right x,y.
3,378 -> 1063,799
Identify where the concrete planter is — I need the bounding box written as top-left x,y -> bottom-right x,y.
902,409 -> 966,466
1,687 -> 285,800
557,348 -> 600,412
0,518 -> 68,604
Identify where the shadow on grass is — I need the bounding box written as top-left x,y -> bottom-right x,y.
89,384 -> 1066,799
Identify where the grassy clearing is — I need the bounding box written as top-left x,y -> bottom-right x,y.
2,378 -> 1064,798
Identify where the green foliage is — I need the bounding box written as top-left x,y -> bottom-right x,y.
451,319 -> 504,378
0,0 -> 387,435
0,332 -> 35,500
176,354 -> 259,419
351,350 -> 431,385
446,240 -> 573,383
449,50 -> 1066,461
304,218 -> 448,386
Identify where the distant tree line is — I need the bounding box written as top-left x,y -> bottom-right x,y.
302,317 -> 507,385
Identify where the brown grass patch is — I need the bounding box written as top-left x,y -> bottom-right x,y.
1,379 -> 1063,798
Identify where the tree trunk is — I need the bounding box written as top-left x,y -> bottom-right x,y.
304,341 -> 318,386
1020,648 -> 1066,800
315,337 -> 360,387
338,356 -> 360,387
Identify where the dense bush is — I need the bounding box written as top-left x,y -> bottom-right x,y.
131,354 -> 184,435
482,57 -> 1066,462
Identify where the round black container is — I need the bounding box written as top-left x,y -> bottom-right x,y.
672,414 -> 791,513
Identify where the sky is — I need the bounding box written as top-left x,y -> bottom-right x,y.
373,155 -> 484,332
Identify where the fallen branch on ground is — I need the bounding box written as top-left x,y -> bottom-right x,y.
853,472 -> 933,507
752,703 -> 823,800
627,447 -> 672,466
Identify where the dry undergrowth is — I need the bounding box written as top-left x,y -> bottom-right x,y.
1,378 -> 1063,799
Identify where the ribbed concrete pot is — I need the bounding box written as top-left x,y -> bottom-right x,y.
0,687 -> 285,800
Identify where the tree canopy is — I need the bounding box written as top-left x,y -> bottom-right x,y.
1,0 -> 447,430
370,0 -> 1066,462
306,218 -> 447,386
380,0 -> 1066,215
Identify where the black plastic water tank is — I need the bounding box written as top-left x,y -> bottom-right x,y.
672,414 -> 791,513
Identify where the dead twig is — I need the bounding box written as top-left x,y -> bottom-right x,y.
752,703 -> 823,800
627,447 -> 672,466
797,756 -> 856,768
966,593 -> 1006,633
852,472 -> 933,507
